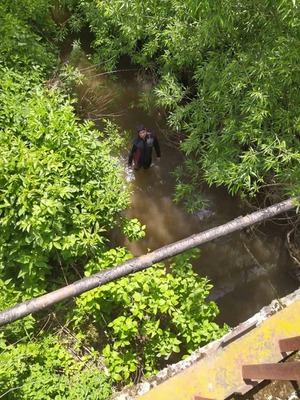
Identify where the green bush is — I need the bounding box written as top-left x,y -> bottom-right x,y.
71,249 -> 228,383
0,68 -> 131,297
0,334 -> 112,400
0,1 -> 58,72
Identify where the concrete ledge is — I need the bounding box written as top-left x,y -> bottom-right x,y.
113,288 -> 300,400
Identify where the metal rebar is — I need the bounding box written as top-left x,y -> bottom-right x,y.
279,336 -> 300,352
242,362 -> 300,381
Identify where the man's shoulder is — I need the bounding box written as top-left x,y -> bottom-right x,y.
132,136 -> 141,144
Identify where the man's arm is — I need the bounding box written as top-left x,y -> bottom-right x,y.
128,144 -> 137,167
153,136 -> 161,159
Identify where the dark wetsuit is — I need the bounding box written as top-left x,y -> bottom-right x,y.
128,132 -> 161,170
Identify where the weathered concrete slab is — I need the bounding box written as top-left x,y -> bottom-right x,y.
137,299 -> 300,400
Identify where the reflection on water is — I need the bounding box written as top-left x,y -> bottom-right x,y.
82,67 -> 299,327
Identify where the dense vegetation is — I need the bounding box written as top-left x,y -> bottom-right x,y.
0,1 -> 234,399
75,0 -> 300,210
2,0 -> 300,397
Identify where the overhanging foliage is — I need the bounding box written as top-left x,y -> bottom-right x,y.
78,0 -> 300,204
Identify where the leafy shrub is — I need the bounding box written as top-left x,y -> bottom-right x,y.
71,249 -> 229,383
0,68 -> 132,297
0,1 -> 58,72
0,334 -> 112,400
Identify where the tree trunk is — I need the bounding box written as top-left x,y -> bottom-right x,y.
0,197 -> 298,327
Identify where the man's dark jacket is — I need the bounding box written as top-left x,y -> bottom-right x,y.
128,132 -> 161,169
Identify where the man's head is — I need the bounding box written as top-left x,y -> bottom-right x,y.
137,124 -> 147,139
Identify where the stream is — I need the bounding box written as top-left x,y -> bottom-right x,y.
75,60 -> 298,328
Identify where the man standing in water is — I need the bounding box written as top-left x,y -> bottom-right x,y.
128,124 -> 161,170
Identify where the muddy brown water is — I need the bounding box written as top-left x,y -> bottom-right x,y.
77,63 -> 298,327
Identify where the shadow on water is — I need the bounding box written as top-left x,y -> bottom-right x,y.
77,65 -> 298,327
